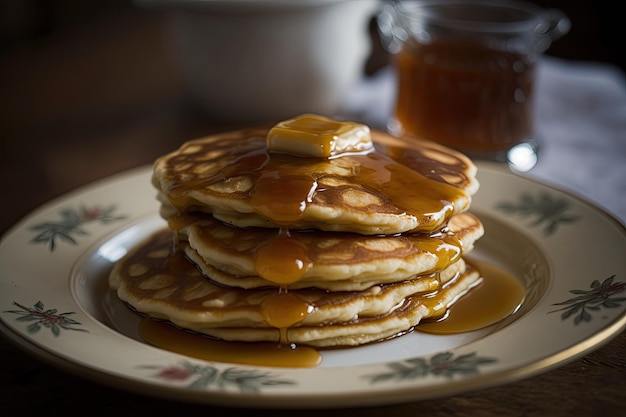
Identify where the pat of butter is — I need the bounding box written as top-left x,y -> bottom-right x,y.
267,114 -> 373,157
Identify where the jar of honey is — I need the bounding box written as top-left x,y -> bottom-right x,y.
377,0 -> 570,170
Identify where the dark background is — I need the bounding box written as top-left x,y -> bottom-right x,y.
528,0 -> 623,71
0,0 -> 624,234
1,0 -> 624,70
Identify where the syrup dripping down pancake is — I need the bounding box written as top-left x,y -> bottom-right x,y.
110,115 -> 487,351
152,127 -> 479,235
109,229 -> 481,347
195,266 -> 481,348
178,212 -> 483,291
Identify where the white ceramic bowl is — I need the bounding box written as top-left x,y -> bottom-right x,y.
138,0 -> 381,123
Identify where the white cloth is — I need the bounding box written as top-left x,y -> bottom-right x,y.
341,57 -> 626,223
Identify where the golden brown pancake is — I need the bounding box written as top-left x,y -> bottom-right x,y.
152,126 -> 479,235
178,212 -> 483,291
197,266 -> 481,347
110,115 -> 486,349
109,229 -> 481,347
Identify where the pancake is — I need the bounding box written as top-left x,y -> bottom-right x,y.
185,246 -> 468,292
192,266 -> 481,348
109,114 -> 487,350
109,229 -> 481,347
179,212 -> 483,291
152,121 -> 479,235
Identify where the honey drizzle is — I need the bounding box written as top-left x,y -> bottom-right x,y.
154,130 -> 473,347
121,127 -> 525,367
418,260 -> 526,334
253,228 -> 311,285
394,39 -> 535,154
139,318 -> 321,368
192,216 -> 463,279
253,227 -> 317,345
124,230 -> 526,367
159,132 -> 470,232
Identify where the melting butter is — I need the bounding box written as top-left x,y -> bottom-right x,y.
266,113 -> 373,157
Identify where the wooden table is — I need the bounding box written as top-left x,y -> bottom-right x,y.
1,9 -> 624,417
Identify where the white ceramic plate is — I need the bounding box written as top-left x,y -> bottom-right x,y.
1,163 -> 625,408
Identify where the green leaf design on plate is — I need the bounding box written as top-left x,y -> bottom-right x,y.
141,361 -> 296,392
29,205 -> 126,251
365,352 -> 497,383
3,301 -> 88,336
496,192 -> 579,236
549,275 -> 626,324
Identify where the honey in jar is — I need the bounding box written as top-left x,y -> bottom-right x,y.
377,0 -> 570,169
393,38 -> 536,159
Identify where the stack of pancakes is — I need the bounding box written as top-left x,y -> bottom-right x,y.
110,114 -> 484,348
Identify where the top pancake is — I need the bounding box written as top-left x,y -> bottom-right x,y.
152,125 -> 479,235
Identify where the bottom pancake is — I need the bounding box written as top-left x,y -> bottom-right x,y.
179,265 -> 481,348
109,229 -> 482,348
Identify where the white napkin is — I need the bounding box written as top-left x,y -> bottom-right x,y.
341,57 -> 626,223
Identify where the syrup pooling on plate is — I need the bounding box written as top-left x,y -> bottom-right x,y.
138,317 -> 322,368
149,115 -> 472,347
418,259 -> 526,334
118,229 -> 525,367
114,229 -> 319,351
109,114 -> 527,364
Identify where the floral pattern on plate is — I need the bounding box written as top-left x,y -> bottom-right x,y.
29,205 -> 126,251
496,191 -> 580,236
550,275 -> 626,324
4,301 -> 87,336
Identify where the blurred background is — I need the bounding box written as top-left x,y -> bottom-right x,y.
0,0 -> 624,234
